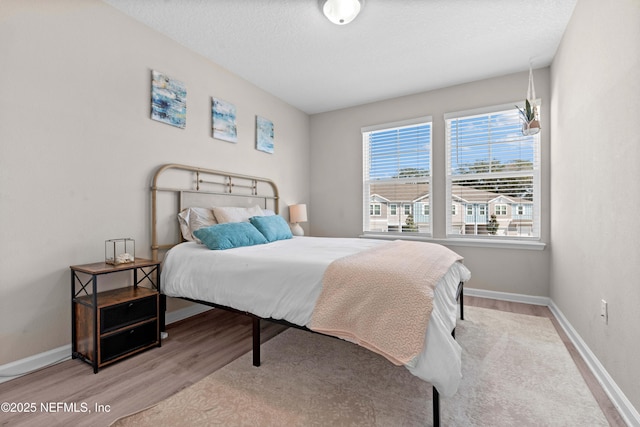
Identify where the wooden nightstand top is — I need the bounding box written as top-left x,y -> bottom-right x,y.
75,286 -> 158,307
70,258 -> 160,275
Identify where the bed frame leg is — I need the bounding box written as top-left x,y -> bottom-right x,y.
458,282 -> 464,321
252,317 -> 261,367
460,285 -> 464,320
433,386 -> 440,427
160,294 -> 167,332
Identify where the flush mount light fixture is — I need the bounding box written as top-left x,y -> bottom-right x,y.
322,0 -> 363,25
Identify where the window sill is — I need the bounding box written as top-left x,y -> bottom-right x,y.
359,233 -> 546,251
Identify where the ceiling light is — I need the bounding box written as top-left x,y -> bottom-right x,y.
322,0 -> 363,25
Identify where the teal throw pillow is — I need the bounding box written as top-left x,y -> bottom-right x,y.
250,215 -> 293,242
193,222 -> 268,250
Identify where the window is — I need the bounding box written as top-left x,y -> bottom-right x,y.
370,203 -> 381,216
390,204 -> 397,215
446,102 -> 540,238
466,205 -> 473,216
363,117 -> 432,235
422,204 -> 430,215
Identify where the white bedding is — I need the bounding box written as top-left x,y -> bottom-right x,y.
161,236 -> 471,396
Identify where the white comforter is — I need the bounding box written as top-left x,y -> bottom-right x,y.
161,236 -> 470,396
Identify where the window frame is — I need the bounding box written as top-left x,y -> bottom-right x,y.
359,105 -> 545,250
445,101 -> 541,240
362,116 -> 432,236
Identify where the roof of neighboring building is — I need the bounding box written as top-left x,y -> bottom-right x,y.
369,182 -> 531,204
369,182 -> 429,203
451,186 -> 531,204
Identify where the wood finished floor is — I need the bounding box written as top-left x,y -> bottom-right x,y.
0,297 -> 626,427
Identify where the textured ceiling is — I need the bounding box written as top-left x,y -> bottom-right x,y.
101,0 -> 577,114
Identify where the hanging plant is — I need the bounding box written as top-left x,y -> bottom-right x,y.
517,99 -> 540,136
516,66 -> 541,136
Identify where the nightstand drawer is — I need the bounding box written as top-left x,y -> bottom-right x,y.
101,295 -> 157,333
100,320 -> 158,363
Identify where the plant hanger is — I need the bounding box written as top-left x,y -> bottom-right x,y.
517,65 -> 541,136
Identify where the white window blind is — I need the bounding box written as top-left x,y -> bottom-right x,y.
362,117 -> 432,235
445,103 -> 540,238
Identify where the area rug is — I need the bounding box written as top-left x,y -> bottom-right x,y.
111,307 -> 608,426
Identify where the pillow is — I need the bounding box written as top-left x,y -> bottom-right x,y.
262,209 -> 276,216
193,222 -> 268,250
177,207 -> 217,242
250,215 -> 293,242
213,205 -> 264,224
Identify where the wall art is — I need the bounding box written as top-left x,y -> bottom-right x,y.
150,70 -> 186,128
212,98 -> 238,143
255,115 -> 274,154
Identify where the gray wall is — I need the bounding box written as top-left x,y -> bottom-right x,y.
0,0 -> 310,365
309,70 -> 552,297
550,0 -> 640,411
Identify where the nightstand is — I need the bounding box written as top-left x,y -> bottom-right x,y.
70,259 -> 161,373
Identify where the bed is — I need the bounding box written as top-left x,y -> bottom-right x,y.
150,164 -> 470,426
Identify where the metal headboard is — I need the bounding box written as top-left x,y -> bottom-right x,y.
150,163 -> 280,260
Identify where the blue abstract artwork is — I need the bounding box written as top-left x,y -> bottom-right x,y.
212,98 -> 237,143
151,70 -> 186,128
256,116 -> 274,154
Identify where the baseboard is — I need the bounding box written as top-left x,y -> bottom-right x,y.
464,287 -> 550,306
0,344 -> 71,385
0,304 -> 213,385
549,300 -> 640,427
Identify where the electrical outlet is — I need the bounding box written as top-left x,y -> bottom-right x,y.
600,299 -> 608,324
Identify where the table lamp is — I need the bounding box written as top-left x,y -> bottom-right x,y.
289,204 -> 308,236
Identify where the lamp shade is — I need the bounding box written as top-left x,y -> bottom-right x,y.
322,0 -> 362,25
289,204 -> 308,223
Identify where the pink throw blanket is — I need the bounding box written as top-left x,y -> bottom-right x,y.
309,240 -> 463,366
